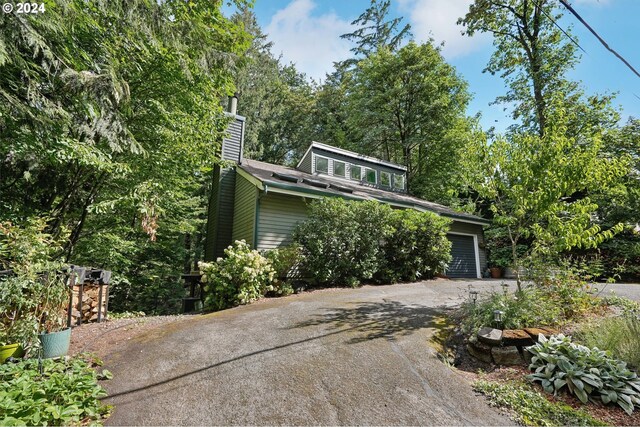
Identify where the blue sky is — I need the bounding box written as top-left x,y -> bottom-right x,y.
244,0 -> 639,133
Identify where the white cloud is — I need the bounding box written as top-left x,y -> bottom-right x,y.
399,0 -> 491,59
265,0 -> 353,82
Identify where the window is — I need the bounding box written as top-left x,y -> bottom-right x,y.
393,174 -> 405,190
333,160 -> 346,177
315,156 -> 329,174
365,168 -> 376,184
350,165 -> 362,181
380,171 -> 391,187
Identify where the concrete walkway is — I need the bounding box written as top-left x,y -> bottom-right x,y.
103,280 -> 511,426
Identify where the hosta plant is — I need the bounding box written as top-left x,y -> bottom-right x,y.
527,334 -> 640,414
199,240 -> 276,310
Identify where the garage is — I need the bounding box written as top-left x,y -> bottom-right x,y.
447,233 -> 480,278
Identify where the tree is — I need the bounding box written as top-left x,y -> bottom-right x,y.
341,0 -> 412,60
347,41 -> 474,203
232,8 -> 315,165
459,0 -> 579,136
470,108 -> 628,288
0,0 -> 251,313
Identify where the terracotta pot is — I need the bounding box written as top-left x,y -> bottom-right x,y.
490,267 -> 503,279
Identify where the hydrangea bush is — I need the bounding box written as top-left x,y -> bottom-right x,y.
199,240 -> 276,310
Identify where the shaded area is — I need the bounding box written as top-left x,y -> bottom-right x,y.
292,299 -> 443,343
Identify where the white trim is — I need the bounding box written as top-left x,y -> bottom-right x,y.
313,153 -> 330,174
333,159 -> 347,178
310,141 -> 407,171
349,164 -> 363,181
447,231 -> 482,279
296,144 -> 314,169
364,167 -> 377,184
441,216 -> 489,226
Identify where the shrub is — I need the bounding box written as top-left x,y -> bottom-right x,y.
199,240 -> 276,310
576,315 -> 640,369
0,356 -> 112,425
461,287 -> 562,333
527,257 -> 601,320
0,220 -> 70,352
263,245 -> 301,296
377,209 -> 451,282
293,199 -> 392,287
527,334 -> 640,415
293,198 -> 452,287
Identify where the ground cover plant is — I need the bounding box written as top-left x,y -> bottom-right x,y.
0,355 -> 112,426
528,334 -> 640,415
473,378 -> 606,426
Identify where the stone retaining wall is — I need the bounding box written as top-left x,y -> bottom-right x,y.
467,326 -> 558,365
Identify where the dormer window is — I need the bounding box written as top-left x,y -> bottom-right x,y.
380,171 -> 391,187
364,168 -> 376,184
315,156 -> 329,174
393,174 -> 405,190
350,165 -> 362,181
333,160 -> 346,177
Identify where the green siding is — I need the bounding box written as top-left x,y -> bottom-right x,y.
256,193 -> 309,250
449,221 -> 487,270
232,173 -> 257,246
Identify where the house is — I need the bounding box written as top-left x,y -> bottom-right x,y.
205,98 -> 490,279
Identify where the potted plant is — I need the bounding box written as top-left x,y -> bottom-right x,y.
0,220 -> 71,359
35,271 -> 72,359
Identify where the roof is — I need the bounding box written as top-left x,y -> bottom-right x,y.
296,142 -> 407,172
238,159 -> 490,225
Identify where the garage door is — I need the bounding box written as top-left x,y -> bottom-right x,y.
447,234 -> 478,278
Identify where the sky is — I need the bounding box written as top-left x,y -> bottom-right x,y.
243,0 -> 640,133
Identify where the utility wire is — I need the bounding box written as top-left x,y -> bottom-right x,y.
559,0 -> 640,79
537,1 -> 586,54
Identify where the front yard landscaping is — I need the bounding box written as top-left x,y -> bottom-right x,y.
442,270 -> 640,426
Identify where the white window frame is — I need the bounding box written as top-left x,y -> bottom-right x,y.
446,232 -> 481,279
349,164 -> 362,181
364,167 -> 377,184
314,154 -> 329,174
380,171 -> 391,187
333,160 -> 346,177
393,174 -> 405,190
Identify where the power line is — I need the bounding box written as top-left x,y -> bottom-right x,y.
559,0 -> 640,79
537,1 -> 586,54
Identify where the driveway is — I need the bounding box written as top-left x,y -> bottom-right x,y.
103,280 -> 511,426
102,278 -> 640,425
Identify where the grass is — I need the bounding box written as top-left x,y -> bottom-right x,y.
473,378 -> 607,426
575,315 -> 640,369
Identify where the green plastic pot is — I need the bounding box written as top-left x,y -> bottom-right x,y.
0,343 -> 25,363
38,327 -> 71,359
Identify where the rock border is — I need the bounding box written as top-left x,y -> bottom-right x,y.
467,326 -> 558,366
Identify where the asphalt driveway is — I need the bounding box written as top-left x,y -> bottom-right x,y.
103,280 -> 511,426
102,279 -> 640,425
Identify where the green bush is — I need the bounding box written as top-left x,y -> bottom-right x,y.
0,356 -> 112,426
377,209 -> 451,282
527,334 -> 640,415
263,245 -> 300,296
0,220 -> 70,352
461,287 -> 562,333
293,199 -> 391,287
293,198 -> 452,287
576,315 -> 640,369
199,240 -> 276,310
